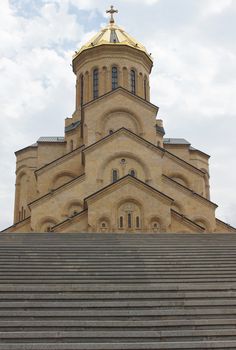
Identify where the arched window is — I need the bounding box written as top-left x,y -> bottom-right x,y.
93,68 -> 99,99
119,216 -> 124,228
70,140 -> 73,152
131,70 -> 136,94
19,206 -> 25,221
144,78 -> 147,100
80,75 -> 84,105
129,169 -> 136,177
136,216 -> 140,228
112,169 -> 119,183
112,66 -> 118,90
128,213 -> 132,228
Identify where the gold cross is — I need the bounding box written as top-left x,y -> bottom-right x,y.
106,5 -> 118,24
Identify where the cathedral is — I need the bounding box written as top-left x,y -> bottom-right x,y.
3,7 -> 235,234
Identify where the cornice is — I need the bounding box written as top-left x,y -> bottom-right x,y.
163,175 -> 218,209
84,174 -> 174,206
72,45 -> 153,74
83,127 -> 163,156
216,218 -> 236,231
1,217 -> 31,233
162,148 -> 205,176
35,145 -> 85,177
82,87 -> 159,113
171,209 -> 205,232
28,173 -> 86,209
83,127 -> 205,176
52,209 -> 88,231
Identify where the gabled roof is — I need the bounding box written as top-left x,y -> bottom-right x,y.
35,145 -> 84,175
84,174 -> 174,205
83,127 -> 205,175
82,86 -> 159,113
28,173 -> 86,208
51,175 -> 174,231
164,138 -> 210,158
163,175 -> 218,208
171,209 -> 205,231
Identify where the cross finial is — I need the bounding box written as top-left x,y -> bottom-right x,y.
106,5 -> 118,24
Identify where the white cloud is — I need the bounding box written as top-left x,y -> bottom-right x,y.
202,0 -> 232,17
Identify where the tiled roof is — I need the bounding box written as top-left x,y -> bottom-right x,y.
65,120 -> 81,133
37,137 -> 65,143
164,138 -> 190,145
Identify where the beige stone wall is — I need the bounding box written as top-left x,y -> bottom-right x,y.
4,37 -> 235,235
35,148 -> 84,196
73,46 -> 152,106
82,89 -> 159,147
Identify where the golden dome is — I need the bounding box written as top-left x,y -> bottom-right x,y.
73,7 -> 152,61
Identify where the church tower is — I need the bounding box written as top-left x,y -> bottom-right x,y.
3,7 -> 235,233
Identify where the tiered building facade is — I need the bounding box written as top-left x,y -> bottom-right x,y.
3,8 -> 235,233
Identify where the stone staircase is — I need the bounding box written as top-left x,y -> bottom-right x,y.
0,233 -> 236,349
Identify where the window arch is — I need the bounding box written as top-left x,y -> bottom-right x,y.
112,66 -> 118,90
80,74 -> 84,105
118,201 -> 142,231
144,78 -> 147,100
112,169 -> 119,183
128,213 -> 132,228
119,216 -> 124,228
93,68 -> 99,99
70,140 -> 73,152
129,169 -> 136,177
131,70 -> 136,94
19,206 -> 26,221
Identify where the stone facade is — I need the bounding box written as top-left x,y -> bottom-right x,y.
2,13 -> 235,234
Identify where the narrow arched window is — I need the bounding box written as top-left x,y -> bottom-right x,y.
80,75 -> 84,105
70,140 -> 73,152
144,78 -> 147,100
112,66 -> 118,90
130,169 -> 136,177
136,216 -> 140,228
131,70 -> 136,94
128,213 -> 132,228
119,216 -> 124,228
112,169 -> 118,183
93,68 -> 99,99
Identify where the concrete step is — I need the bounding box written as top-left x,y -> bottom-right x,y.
0,319 -> 236,332
0,233 -> 236,348
1,306 -> 236,318
1,290 -> 236,299
0,341 -> 236,349
0,328 -> 236,341
3,298 -> 236,308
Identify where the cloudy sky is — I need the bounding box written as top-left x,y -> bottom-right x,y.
1,0 -> 236,230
